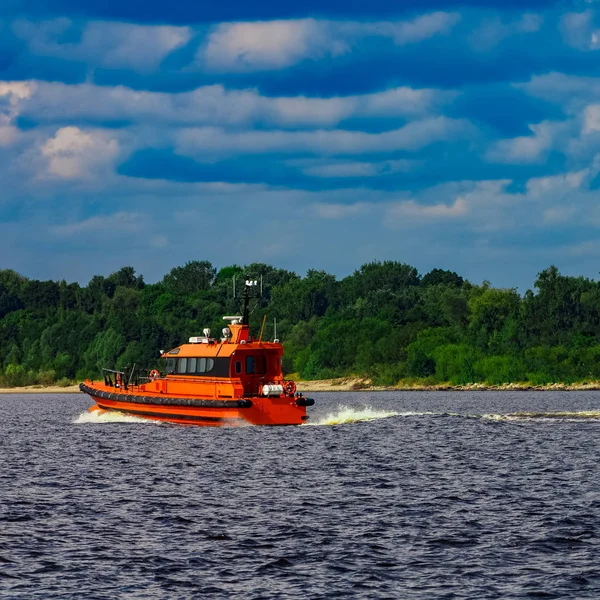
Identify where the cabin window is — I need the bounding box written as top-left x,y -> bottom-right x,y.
235,361 -> 242,374
169,356 -> 229,376
246,355 -> 266,374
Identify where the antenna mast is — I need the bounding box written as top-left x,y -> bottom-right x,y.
233,276 -> 262,325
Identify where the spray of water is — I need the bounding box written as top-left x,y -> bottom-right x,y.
73,408 -> 156,425
304,406 -> 436,426
481,410 -> 600,422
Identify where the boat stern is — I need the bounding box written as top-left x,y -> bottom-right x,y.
243,394 -> 315,426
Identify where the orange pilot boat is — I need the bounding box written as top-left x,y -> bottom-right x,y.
80,281 -> 314,426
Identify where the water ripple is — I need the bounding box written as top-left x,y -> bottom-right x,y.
2,391 -> 600,598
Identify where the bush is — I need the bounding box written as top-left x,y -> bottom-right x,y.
372,363 -> 405,386
38,369 -> 56,386
3,364 -> 26,386
475,355 -> 525,385
527,370 -> 553,386
433,344 -> 480,385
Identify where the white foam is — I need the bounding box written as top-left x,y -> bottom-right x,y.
73,409 -> 156,424
305,405 -> 434,426
481,410 -> 600,422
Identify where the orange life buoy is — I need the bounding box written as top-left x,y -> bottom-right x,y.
149,369 -> 160,380
284,381 -> 296,396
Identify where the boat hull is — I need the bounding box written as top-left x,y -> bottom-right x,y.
80,382 -> 311,426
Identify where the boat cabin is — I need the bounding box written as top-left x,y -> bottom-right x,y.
159,318 -> 286,398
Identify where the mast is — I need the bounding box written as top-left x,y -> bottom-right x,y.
234,275 -> 262,325
242,281 -> 251,325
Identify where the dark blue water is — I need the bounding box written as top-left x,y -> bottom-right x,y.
2,391 -> 600,598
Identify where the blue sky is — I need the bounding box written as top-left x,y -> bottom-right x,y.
1,0 -> 599,290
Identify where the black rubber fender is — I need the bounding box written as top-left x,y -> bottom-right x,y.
80,383 -> 253,409
295,397 -> 315,407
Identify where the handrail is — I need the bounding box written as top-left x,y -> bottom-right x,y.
102,368 -> 126,375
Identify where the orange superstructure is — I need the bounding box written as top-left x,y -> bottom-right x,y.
80,283 -> 314,426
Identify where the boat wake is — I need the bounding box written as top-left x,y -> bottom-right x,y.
480,410 -> 600,422
73,409 -> 156,425
306,407 -> 600,426
305,406 -> 433,426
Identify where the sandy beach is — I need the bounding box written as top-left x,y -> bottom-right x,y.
0,385 -> 81,394
296,378 -> 600,392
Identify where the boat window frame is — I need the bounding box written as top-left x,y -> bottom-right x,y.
169,356 -> 229,377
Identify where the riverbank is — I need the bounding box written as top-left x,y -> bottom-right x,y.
295,377 -> 600,392
0,384 -> 81,394
2,379 -> 600,394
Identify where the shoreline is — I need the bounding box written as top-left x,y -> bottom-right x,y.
2,378 -> 600,394
295,377 -> 600,392
0,384 -> 81,394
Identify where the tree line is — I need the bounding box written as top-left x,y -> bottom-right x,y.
0,260 -> 599,387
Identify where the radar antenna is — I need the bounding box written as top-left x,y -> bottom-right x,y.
232,275 -> 263,324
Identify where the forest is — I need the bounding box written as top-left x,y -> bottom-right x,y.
0,260 -> 599,387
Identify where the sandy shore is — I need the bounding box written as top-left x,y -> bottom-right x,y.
2,379 -> 600,394
0,384 -> 81,394
296,377 -> 600,392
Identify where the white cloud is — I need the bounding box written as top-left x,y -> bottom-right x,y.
201,19 -> 344,72
0,125 -> 18,146
0,81 -> 35,146
469,13 -> 542,51
515,74 -> 600,165
0,81 -> 34,103
485,121 -> 569,164
312,202 -> 370,218
13,19 -> 191,70
359,12 -> 461,45
52,211 -> 143,236
542,206 -> 578,224
519,72 -> 600,111
381,179 -> 525,231
175,117 -> 474,158
40,126 -> 120,179
526,169 -> 589,198
560,11 -> 600,51
378,168 -> 600,233
7,80 -> 456,130
387,197 -> 468,222
200,13 -> 460,72
583,104 -> 600,133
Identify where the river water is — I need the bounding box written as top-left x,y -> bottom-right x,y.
2,391 -> 600,598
